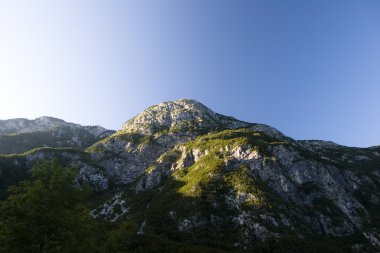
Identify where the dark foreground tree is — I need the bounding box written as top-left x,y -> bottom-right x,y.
0,160 -> 96,253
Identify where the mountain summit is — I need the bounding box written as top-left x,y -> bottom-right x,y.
122,99 -> 251,134
0,116 -> 66,135
121,99 -> 284,139
0,99 -> 379,252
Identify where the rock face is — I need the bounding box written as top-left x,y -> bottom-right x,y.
0,116 -> 63,135
122,99 -> 251,134
126,130 -> 377,242
1,99 -> 379,251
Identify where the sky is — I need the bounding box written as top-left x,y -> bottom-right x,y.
0,0 -> 379,147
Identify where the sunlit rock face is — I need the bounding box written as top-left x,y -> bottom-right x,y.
121,99 -> 251,134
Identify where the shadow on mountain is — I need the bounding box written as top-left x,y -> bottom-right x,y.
119,171 -> 361,253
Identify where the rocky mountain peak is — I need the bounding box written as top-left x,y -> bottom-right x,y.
0,116 -> 75,135
1,100 -> 380,251
34,116 -> 65,124
0,116 -> 115,154
121,99 -> 250,134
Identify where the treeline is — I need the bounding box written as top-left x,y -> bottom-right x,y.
0,160 -> 361,253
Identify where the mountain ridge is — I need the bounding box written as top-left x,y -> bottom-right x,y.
0,116 -> 113,137
0,116 -> 115,155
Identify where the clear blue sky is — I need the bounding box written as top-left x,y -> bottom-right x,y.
0,0 -> 379,147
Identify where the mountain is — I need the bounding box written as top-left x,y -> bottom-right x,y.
87,99 -> 285,186
0,99 -> 379,252
0,116 -> 115,154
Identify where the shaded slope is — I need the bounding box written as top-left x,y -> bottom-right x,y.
93,128 -> 380,251
0,117 -> 114,154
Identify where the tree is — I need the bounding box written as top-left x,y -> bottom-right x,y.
0,160 -> 96,253
100,220 -> 139,253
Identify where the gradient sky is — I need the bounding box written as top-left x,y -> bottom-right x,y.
0,0 -> 379,147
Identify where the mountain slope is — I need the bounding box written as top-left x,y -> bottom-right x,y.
0,117 -> 114,197
92,128 -> 379,251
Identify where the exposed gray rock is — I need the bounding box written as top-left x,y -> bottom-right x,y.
89,99 -> 255,186
0,116 -> 114,137
122,99 -> 251,134
75,162 -> 109,191
91,192 -> 128,222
